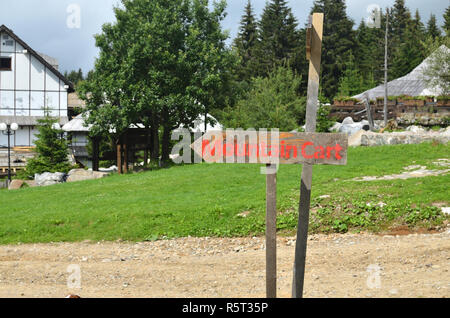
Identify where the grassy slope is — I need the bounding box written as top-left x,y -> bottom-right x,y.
0,143 -> 448,244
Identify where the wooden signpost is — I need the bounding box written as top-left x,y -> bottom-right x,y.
190,13 -> 340,298
292,12 -> 324,299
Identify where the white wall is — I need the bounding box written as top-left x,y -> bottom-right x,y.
0,31 -> 69,147
0,126 -> 36,147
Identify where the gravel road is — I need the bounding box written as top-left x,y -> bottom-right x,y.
0,230 -> 449,298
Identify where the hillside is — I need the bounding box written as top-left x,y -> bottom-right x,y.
0,143 -> 448,244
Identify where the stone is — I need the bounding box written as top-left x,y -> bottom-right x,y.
360,131 -> 450,147
342,117 -> 354,125
35,172 -> 66,187
442,207 -> 450,216
24,180 -> 36,188
348,130 -> 366,147
329,122 -> 342,132
66,169 -> 108,183
8,180 -> 24,190
406,125 -> 426,134
339,119 -> 370,136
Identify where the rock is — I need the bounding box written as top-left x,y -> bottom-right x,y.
360,131 -> 450,147
348,130 -> 366,147
66,169 -> 109,183
35,172 -> 66,187
342,117 -> 354,125
24,180 -> 36,188
406,125 -> 426,134
329,122 -> 342,132
339,119 -> 370,136
8,180 -> 24,190
444,126 -> 450,136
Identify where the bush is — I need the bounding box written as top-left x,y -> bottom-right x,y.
221,66 -> 306,131
22,115 -> 74,178
316,104 -> 335,132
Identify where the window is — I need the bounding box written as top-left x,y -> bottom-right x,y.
0,57 -> 12,71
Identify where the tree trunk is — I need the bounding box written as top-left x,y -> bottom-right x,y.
144,127 -> 150,166
91,136 -> 100,171
150,120 -> 160,163
161,123 -> 171,164
123,140 -> 128,174
117,141 -> 122,175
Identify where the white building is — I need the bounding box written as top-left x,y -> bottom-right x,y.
0,25 -> 74,148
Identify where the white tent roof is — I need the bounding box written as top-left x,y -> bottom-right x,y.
62,113 -> 91,132
353,45 -> 449,100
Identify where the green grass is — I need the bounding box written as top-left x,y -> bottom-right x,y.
0,142 -> 449,244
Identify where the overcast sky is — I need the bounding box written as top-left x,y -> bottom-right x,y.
0,0 -> 447,74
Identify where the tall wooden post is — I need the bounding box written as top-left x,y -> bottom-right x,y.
384,8 -> 389,127
117,141 -> 122,175
292,13 -> 323,298
123,140 -> 128,174
92,136 -> 100,172
363,94 -> 375,131
266,164 -> 277,298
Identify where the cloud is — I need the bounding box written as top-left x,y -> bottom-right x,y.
1,0 -> 447,74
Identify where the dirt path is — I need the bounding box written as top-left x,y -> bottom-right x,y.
0,230 -> 449,298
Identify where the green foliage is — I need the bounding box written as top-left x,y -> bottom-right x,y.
23,116 -> 73,178
221,65 -> 305,130
308,198 -> 446,234
421,40 -> 450,96
426,14 -> 441,39
316,104 -> 334,133
354,16 -> 385,85
63,68 -> 84,87
233,0 -> 260,82
79,0 -> 236,161
337,54 -> 376,97
391,9 -> 426,79
257,0 -> 301,76
311,0 -> 356,100
444,5 -> 450,37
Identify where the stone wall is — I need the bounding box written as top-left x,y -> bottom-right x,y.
330,101 -> 449,126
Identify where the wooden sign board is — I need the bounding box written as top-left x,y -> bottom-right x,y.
191,131 -> 348,166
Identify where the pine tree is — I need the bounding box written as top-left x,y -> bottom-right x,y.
391,10 -> 426,79
25,115 -> 73,175
389,0 -> 412,79
310,0 -> 356,99
390,0 -> 411,42
337,53 -> 375,97
233,0 -> 259,81
426,14 -> 441,39
258,0 -> 301,76
355,17 -> 385,86
444,5 -> 450,37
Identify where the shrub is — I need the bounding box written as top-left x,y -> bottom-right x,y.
22,115 -> 74,178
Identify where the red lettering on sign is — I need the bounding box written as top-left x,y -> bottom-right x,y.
260,142 -> 268,157
301,142 -> 315,159
202,139 -> 222,157
314,146 -> 325,159
326,143 -> 343,160
285,145 -> 298,159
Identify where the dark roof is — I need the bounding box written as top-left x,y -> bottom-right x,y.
0,25 -> 74,92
